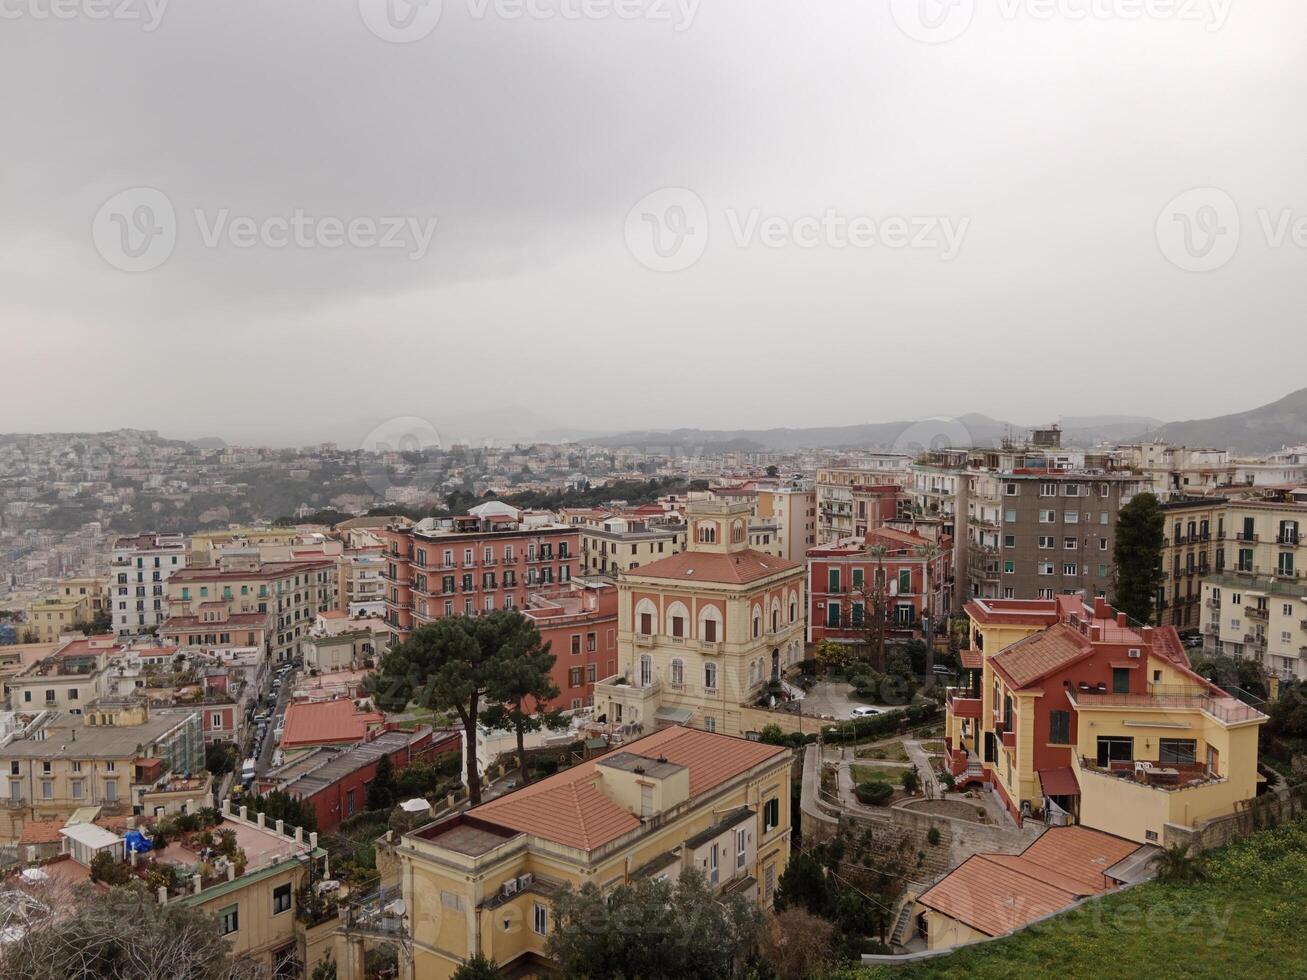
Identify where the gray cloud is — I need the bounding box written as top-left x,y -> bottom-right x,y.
2,0 -> 1305,445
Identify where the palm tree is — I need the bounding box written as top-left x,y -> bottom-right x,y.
1150,841 -> 1207,883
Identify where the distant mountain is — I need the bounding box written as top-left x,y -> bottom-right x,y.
189,436 -> 228,450
594,413 -> 1167,454
432,407 -> 603,447
1149,387 -> 1307,454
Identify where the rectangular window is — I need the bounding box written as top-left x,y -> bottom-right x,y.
736,827 -> 747,869
219,904 -> 239,935
1159,739 -> 1197,766
826,602 -> 840,628
273,883 -> 292,915
1096,736 -> 1134,767
1048,710 -> 1070,745
1112,667 -> 1131,694
827,568 -> 840,593
763,796 -> 780,832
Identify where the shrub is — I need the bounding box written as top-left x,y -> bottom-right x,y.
854,781 -> 894,806
901,765 -> 921,795
89,851 -> 132,885
926,826 -> 942,846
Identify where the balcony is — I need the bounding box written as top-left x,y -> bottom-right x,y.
1066,685 -> 1266,727
945,688 -> 981,718
2,796 -> 26,809
1077,755 -> 1221,792
1245,606 -> 1269,621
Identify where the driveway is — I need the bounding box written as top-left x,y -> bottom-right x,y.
802,682 -> 899,721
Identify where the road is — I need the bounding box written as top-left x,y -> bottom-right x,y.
254,665 -> 297,777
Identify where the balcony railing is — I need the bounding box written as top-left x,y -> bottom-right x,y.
1245,606 -> 1269,620
1066,687 -> 1266,726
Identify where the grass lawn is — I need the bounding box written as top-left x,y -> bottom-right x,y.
917,740 -> 945,754
856,739 -> 911,763
823,814 -> 1307,980
850,765 -> 908,784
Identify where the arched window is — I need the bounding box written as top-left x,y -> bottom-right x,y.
731,520 -> 746,544
699,604 -> 723,644
667,601 -> 690,639
670,658 -> 684,686
704,662 -> 718,690
752,603 -> 762,639
770,597 -> 781,634
697,522 -> 717,545
788,589 -> 799,623
635,598 -> 657,636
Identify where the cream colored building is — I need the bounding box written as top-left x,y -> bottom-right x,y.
24,593 -> 93,643
595,500 -> 806,738
756,485 -> 816,561
579,516 -> 686,577
387,726 -> 792,980
0,699 -> 203,842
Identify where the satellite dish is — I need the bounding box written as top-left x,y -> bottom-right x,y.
390,899 -> 407,917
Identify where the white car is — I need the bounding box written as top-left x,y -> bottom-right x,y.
850,706 -> 882,718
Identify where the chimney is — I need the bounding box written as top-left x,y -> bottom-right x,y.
1142,626 -> 1153,644
1090,624 -> 1102,642
309,831 -> 319,849
1093,596 -> 1109,619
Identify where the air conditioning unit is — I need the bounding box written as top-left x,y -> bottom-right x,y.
502,879 -> 519,897
517,873 -> 534,890
1127,649 -> 1141,659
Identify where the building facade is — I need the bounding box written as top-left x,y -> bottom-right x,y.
110,532 -> 188,636
595,500 -> 806,738
394,727 -> 792,980
755,484 -> 817,561
522,580 -> 619,711
379,503 -> 581,644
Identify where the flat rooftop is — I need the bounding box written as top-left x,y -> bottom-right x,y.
1,709 -> 197,760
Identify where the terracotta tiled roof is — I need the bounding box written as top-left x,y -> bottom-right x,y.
1149,625 -> 1191,669
1018,825 -> 1140,893
280,700 -> 385,748
917,854 -> 1077,937
959,648 -> 982,670
918,826 -> 1141,938
990,623 -> 1092,689
474,727 -> 787,851
622,549 -> 802,586
19,819 -> 65,845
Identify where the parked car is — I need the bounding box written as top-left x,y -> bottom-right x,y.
850,706 -> 882,718
932,664 -> 953,675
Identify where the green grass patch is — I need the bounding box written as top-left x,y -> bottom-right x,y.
818,814 -> 1307,980
850,765 -> 906,784
855,739 -> 911,763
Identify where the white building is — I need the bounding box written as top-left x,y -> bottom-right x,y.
110,532 -> 188,636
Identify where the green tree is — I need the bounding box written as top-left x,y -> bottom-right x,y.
89,851 -> 132,886
365,752 -> 397,811
1269,680 -> 1307,739
546,868 -> 760,980
1112,492 -> 1164,625
480,620 -> 562,786
205,740 -> 238,777
1151,841 -> 1207,883
451,954 -> 507,980
365,611 -> 548,805
243,788 -> 317,833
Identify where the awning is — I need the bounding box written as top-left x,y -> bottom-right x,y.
960,649 -> 983,670
654,706 -> 695,725
1039,767 -> 1080,797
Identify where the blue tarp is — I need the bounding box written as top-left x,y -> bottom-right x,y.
123,830 -> 152,854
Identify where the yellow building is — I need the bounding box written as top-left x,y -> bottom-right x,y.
24,593 -> 93,643
172,800 -> 329,978
579,516 -> 686,577
595,499 -> 806,738
0,698 -> 204,842
1158,495 -> 1225,630
945,595 -> 1266,845
756,485 -> 816,562
389,726 -> 792,980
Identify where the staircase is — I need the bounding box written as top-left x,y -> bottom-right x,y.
889,900 -> 916,948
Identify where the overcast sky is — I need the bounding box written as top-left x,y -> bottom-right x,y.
2,0 -> 1305,447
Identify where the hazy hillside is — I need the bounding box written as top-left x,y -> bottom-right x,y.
1150,387 -> 1307,453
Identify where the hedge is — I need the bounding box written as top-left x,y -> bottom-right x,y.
855,781 -> 894,806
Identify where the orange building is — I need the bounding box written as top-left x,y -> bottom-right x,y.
523,580 -> 619,712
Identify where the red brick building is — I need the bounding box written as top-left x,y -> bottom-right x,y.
522,580 -> 618,712
807,527 -> 953,645
259,727 -> 459,832
380,502 -> 581,643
